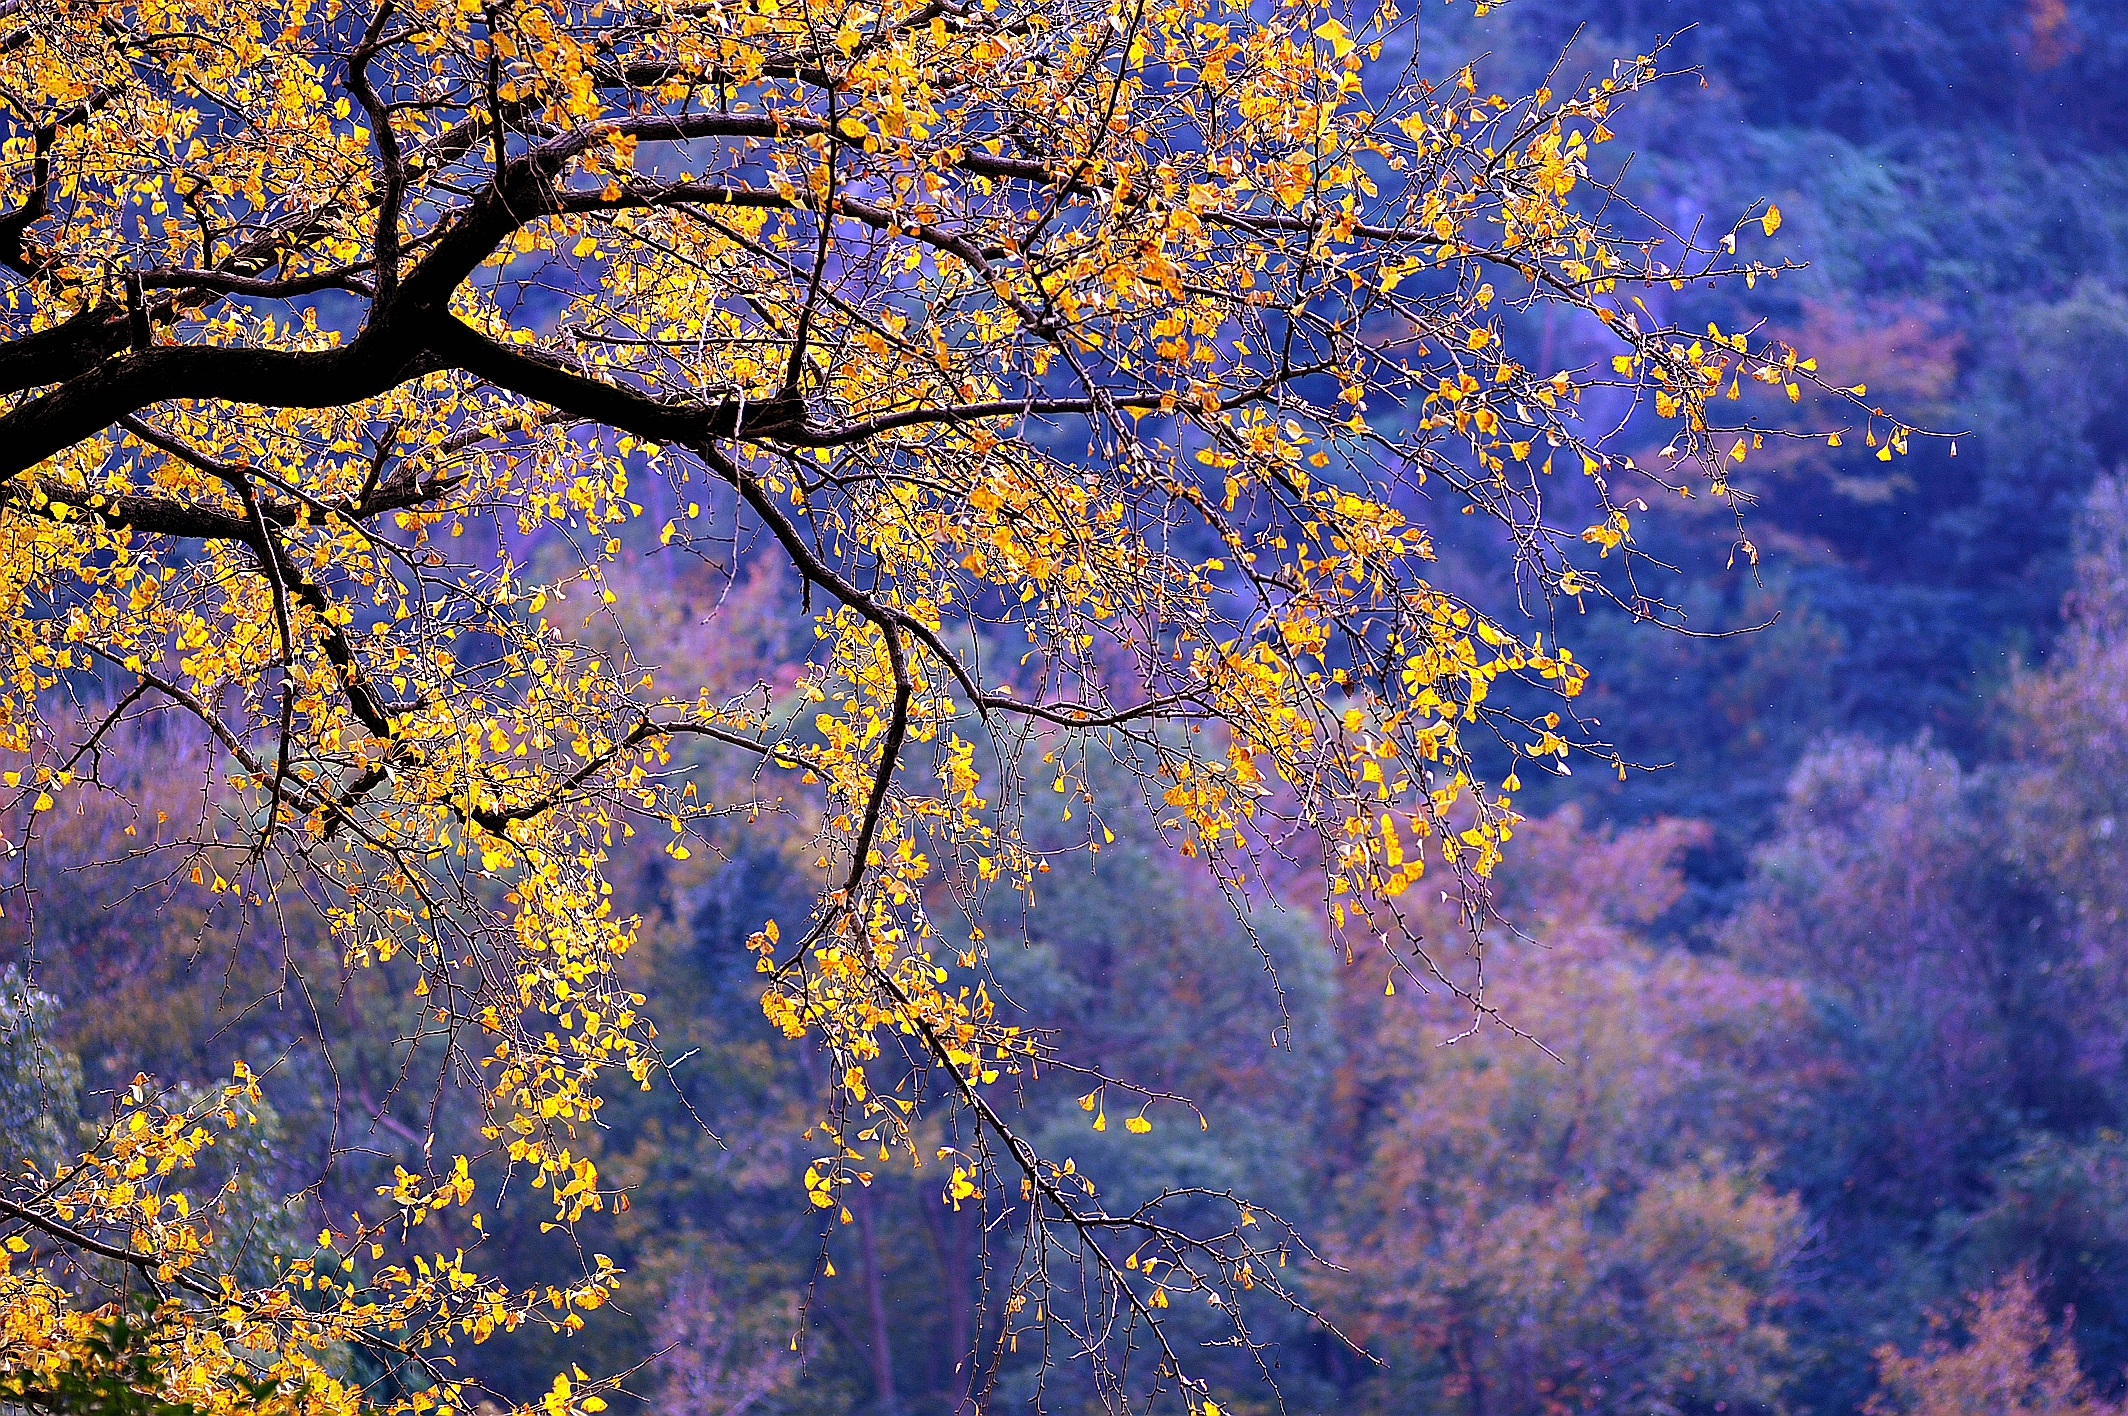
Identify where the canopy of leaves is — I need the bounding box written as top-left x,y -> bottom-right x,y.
0,0 -> 1948,1408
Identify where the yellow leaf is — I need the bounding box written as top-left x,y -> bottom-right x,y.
1761,203 -> 1782,236
1312,18 -> 1354,58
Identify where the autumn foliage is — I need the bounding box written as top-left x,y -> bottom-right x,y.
0,0 -> 1926,1409
1870,1274 -> 2125,1416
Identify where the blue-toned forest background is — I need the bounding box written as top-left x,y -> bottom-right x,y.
21,0 -> 2128,1411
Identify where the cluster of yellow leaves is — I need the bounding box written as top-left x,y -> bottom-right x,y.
0,1066 -> 621,1416
0,1276 -> 363,1416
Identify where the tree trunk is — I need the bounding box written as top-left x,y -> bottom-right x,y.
924,1199 -> 975,1412
856,1187 -> 900,1416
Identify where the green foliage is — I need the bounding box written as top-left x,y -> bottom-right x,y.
0,971 -> 79,1179
1964,1134 -> 2128,1391
0,1309 -> 274,1416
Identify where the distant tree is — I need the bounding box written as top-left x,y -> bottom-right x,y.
2012,474 -> 2128,1028
652,1267 -> 796,1416
0,971 -> 79,1179
1870,1273 -> 2124,1416
0,0 -> 1922,1409
1327,810 -> 1808,1414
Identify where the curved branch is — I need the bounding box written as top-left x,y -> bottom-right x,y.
0,341 -> 437,482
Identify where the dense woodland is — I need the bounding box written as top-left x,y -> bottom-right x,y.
9,0 -> 2128,1413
